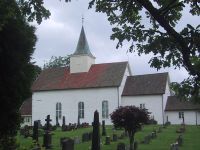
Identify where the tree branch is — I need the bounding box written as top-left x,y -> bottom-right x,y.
136,0 -> 200,78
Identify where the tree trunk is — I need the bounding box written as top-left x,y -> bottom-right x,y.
128,131 -> 135,150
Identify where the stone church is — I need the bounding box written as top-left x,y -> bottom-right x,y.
20,26 -> 200,126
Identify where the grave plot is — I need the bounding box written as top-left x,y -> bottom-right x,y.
17,124 -> 200,150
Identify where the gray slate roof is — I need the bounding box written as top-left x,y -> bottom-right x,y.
122,72 -> 168,96
20,98 -> 32,116
72,26 -> 95,58
165,96 -> 200,111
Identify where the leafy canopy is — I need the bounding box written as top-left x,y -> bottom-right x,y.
43,56 -> 70,69
111,106 -> 149,150
0,0 -> 49,149
111,106 -> 149,132
66,0 -> 200,102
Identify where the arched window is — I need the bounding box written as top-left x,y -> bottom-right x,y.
102,100 -> 109,119
56,102 -> 62,119
78,102 -> 84,118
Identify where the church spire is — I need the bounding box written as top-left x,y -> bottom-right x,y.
73,26 -> 95,58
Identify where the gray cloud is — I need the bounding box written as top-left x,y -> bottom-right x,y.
33,0 -> 192,83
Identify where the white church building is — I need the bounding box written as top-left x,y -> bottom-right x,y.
27,26 -> 200,126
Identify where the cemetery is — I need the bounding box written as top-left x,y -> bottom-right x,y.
17,115 -> 200,150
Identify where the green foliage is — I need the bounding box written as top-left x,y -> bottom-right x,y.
0,0 -> 47,149
111,106 -> 149,150
43,56 -> 70,69
85,0 -> 200,102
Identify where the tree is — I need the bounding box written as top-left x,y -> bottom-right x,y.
110,106 -> 149,150
0,0 -> 49,149
43,56 -> 70,69
66,0 -> 200,102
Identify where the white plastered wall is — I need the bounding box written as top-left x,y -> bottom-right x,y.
70,55 -> 95,73
165,111 -> 199,125
32,87 -> 118,125
118,64 -> 131,106
163,76 -> 171,123
121,95 -> 164,124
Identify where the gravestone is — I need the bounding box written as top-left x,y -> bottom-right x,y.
105,136 -> 110,145
74,137 -> 81,144
33,121 -> 39,142
62,138 -> 74,150
134,141 -> 138,150
56,116 -> 60,127
143,135 -> 150,144
82,133 -> 89,142
157,126 -> 162,133
119,133 -> 124,139
88,132 -> 93,141
77,115 -> 80,128
176,135 -> 183,146
170,143 -> 179,150
113,134 -> 118,142
151,131 -> 156,139
62,116 -> 66,131
102,120 -> 106,136
43,115 -> 52,149
117,143 -> 126,150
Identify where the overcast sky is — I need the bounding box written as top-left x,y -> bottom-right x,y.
32,0 -> 198,83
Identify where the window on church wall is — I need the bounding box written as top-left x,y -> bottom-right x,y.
102,100 -> 109,119
56,102 -> 62,119
78,102 -> 84,118
178,112 -> 184,119
140,103 -> 145,109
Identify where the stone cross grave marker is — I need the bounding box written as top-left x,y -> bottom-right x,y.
45,115 -> 52,131
43,115 -> 52,149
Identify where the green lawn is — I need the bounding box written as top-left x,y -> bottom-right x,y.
17,125 -> 200,150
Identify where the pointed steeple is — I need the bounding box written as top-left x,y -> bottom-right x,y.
73,26 -> 95,58
70,26 -> 96,73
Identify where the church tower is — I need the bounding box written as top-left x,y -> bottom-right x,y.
70,26 -> 95,73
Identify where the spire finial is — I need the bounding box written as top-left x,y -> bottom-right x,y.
82,14 -> 84,26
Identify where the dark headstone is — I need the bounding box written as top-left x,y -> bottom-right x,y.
33,121 -> 39,142
45,115 -> 52,131
24,126 -> 30,138
105,136 -> 110,145
113,134 -> 118,142
82,133 -> 89,142
176,135 -> 183,146
88,132 -> 93,141
170,143 -> 179,150
134,141 -> 138,150
56,116 -> 60,127
74,137 -> 81,144
157,126 -> 162,133
43,115 -> 52,149
143,135 -> 150,144
77,115 -> 80,128
91,110 -> 100,150
43,131 -> 52,149
117,143 -> 126,150
62,138 -> 74,150
102,120 -> 106,136
151,131 -> 156,139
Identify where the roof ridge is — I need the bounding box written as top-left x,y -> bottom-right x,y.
128,72 -> 168,77
94,61 -> 128,65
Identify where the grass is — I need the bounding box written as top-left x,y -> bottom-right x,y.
17,125 -> 200,150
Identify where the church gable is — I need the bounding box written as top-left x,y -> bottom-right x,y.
32,61 -> 128,91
